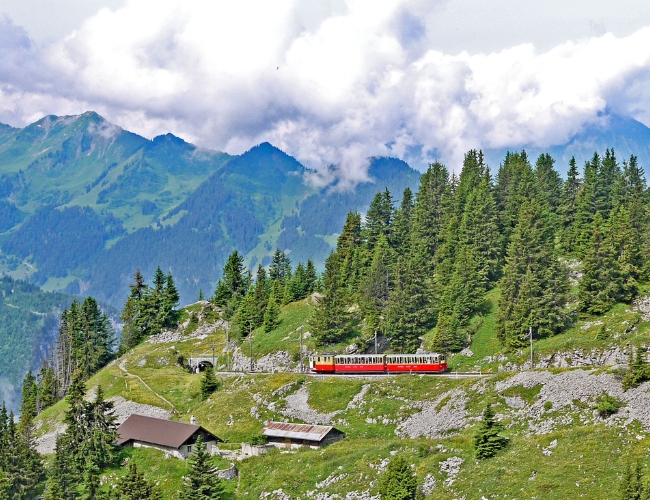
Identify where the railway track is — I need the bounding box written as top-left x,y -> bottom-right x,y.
214,370 -> 492,379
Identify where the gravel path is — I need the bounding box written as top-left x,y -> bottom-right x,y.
118,359 -> 177,412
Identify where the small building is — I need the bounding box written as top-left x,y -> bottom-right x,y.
262,421 -> 345,450
116,414 -> 222,459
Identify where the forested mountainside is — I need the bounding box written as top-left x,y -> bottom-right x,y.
0,276 -> 75,409
0,113 -> 420,306
211,148 -> 650,359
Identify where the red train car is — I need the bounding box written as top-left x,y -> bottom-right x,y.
334,355 -> 385,373
309,353 -> 447,374
385,354 -> 447,373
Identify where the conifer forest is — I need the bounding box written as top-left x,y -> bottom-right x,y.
5,147 -> 650,499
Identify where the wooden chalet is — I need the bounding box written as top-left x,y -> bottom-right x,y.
116,414 -> 221,459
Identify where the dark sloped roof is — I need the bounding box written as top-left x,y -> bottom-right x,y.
262,422 -> 342,442
116,414 -> 219,448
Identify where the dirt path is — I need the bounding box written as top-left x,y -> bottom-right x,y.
118,359 -> 177,414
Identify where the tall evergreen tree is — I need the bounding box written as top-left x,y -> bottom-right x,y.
309,253 -> 351,345
474,403 -> 508,459
180,436 -> 225,500
495,199 -> 569,349
263,291 -> 281,333
559,157 -> 582,254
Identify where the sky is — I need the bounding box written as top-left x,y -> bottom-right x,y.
1,0 -> 650,182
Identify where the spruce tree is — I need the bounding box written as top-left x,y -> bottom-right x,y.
620,461 -> 644,500
200,366 -> 220,400
309,253 -> 351,346
578,213 -> 620,314
116,462 -> 161,500
378,455 -> 417,500
495,199 -> 569,349
305,260 -> 317,294
559,157 -> 582,254
363,189 -> 393,252
180,436 -> 225,500
263,292 -> 281,332
391,187 -> 414,253
473,403 -> 508,459
337,211 -> 362,261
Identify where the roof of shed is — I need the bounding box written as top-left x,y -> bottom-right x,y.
262,421 -> 341,442
116,414 -> 219,449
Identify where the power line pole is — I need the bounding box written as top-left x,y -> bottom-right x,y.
299,326 -> 303,373
529,326 -> 533,368
225,322 -> 230,372
249,322 -> 253,373
212,342 -> 215,371
374,331 -> 378,354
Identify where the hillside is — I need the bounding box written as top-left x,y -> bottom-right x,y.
33,294 -> 650,499
0,276 -> 75,410
0,113 -> 421,307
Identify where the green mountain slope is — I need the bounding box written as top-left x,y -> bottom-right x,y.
0,276 -> 75,409
32,295 -> 650,499
0,113 -> 421,306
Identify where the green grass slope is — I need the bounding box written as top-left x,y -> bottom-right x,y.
34,294 -> 650,499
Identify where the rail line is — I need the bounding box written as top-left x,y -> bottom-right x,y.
214,370 -> 492,379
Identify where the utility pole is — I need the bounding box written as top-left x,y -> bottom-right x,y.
529,326 -> 533,368
249,322 -> 254,373
374,331 -> 378,354
225,322 -> 230,372
212,342 -> 215,371
299,326 -> 303,373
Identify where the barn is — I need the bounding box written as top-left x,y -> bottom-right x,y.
262,421 -> 345,449
116,414 -> 222,459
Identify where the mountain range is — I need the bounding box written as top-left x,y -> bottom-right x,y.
0,112 -> 420,307
0,112 -> 649,309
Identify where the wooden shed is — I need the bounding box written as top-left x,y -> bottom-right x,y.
262,421 -> 345,449
116,414 -> 222,459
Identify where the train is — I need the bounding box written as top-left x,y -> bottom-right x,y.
308,353 -> 448,374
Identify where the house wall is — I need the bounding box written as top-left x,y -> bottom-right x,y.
131,439 -> 218,459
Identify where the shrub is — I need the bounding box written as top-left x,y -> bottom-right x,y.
594,392 -> 626,417
378,455 -> 417,500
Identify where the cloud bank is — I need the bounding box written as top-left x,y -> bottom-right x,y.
1,0 -> 650,180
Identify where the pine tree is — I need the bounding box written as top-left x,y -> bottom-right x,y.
620,461 -> 644,500
162,272 -> 180,326
200,366 -> 220,400
559,157 -> 582,254
116,462 -> 161,500
391,187 -> 414,253
363,189 -> 393,252
180,436 -> 225,500
384,258 -> 429,353
309,253 -> 351,346
534,153 -> 563,214
378,455 -> 417,500
495,199 -> 569,349
263,292 -> 281,333
578,213 -> 620,314
337,211 -> 362,261
473,403 -> 508,459
305,260 -> 317,294
359,233 -> 394,336
214,250 -> 246,307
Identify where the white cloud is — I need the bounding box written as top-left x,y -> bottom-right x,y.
1,0 -> 650,180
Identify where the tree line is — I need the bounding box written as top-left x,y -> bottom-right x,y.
308,149 -> 648,352
213,248 -> 318,335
